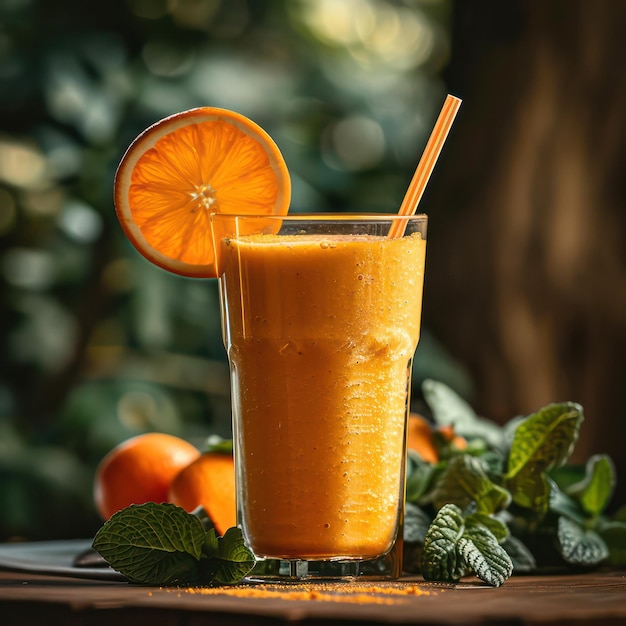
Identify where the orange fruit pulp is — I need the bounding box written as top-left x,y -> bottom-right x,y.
114,107 -> 291,278
168,452 -> 236,536
93,432 -> 200,520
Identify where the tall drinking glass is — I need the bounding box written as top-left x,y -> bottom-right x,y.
211,213 -> 427,581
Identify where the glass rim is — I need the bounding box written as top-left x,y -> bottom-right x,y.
209,212 -> 427,222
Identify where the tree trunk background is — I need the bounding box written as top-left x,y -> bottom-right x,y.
424,0 -> 626,506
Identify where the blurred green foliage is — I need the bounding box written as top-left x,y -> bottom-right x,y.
0,0 -> 470,540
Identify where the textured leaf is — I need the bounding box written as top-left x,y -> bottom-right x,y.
432,454 -> 511,514
549,479 -> 586,524
566,454 -> 615,517
459,524 -> 513,587
502,535 -> 536,573
506,403 -> 583,513
404,502 -> 432,543
549,463 -> 586,492
422,504 -> 467,582
93,503 -> 206,585
466,512 -> 509,542
406,458 -> 439,504
203,527 -> 219,558
509,470 -> 552,513
507,402 -> 583,479
212,527 -> 256,585
478,450 -> 506,476
557,516 -> 608,566
422,379 -> 503,447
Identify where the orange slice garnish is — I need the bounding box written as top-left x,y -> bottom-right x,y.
114,107 -> 291,278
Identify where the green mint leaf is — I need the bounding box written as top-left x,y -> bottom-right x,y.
478,450 -> 506,476
203,527 -> 219,558
505,403 -> 583,512
566,454 -> 615,517
509,470 -> 552,513
598,521 -> 626,566
506,402 -> 583,480
549,463 -> 586,492
406,458 -> 440,504
211,527 -> 256,585
92,502 -> 206,585
422,379 -> 503,448
557,516 -> 608,566
192,505 -> 217,533
549,480 -> 586,524
502,535 -> 536,573
422,504 -> 467,582
404,502 -> 432,544
432,454 -> 511,514
423,504 -> 513,587
466,512 -> 509,543
459,523 -> 513,587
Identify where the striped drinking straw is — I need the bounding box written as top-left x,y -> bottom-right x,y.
389,94 -> 462,238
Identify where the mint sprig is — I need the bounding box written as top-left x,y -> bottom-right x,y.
422,503 -> 513,587
405,379 -> 626,587
92,502 -> 254,586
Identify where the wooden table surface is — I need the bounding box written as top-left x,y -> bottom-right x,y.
1,568 -> 625,625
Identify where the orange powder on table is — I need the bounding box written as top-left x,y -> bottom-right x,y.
161,582 -> 434,604
219,232 -> 426,560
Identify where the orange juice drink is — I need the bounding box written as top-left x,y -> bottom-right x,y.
214,214 -> 427,580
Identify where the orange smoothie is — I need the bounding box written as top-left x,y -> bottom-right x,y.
219,231 -> 426,559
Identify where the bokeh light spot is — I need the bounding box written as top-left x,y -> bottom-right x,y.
117,391 -> 158,430
116,389 -> 180,433
58,200 -> 103,244
9,295 -> 77,371
21,186 -> 64,217
327,115 -> 386,171
2,248 -> 56,290
0,139 -> 48,189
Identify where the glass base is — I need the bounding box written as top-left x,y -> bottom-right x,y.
244,544 -> 403,583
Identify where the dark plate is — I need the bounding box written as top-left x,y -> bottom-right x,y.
0,539 -> 125,581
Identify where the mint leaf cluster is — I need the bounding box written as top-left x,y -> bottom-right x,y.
404,380 -> 626,587
422,503 -> 513,587
92,502 -> 255,585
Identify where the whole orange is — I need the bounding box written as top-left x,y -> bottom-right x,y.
168,452 -> 236,536
94,432 -> 200,520
407,413 -> 439,464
